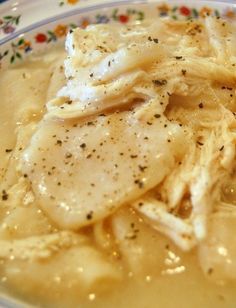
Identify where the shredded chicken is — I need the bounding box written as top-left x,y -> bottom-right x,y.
18,17 -> 236,254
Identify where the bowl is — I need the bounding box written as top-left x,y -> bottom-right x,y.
0,0 -> 236,307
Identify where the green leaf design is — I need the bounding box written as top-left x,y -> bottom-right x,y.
3,50 -> 9,56
15,15 -> 21,25
215,10 -> 220,17
3,16 -> 13,20
17,38 -> 24,46
69,23 -> 77,29
10,55 -> 15,63
172,6 -> 178,13
137,12 -> 144,21
16,52 -> 22,59
112,9 -> 118,20
47,30 -> 54,36
192,8 -> 199,18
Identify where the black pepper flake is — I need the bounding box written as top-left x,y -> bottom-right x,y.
86,154 -> 92,159
89,73 -> 94,78
57,182 -> 61,186
65,152 -> 72,159
175,56 -> 183,60
108,61 -> 111,67
5,149 -> 12,153
134,179 -> 144,188
87,121 -> 94,126
56,140 -> 62,146
1,190 -> 8,201
23,174 -> 28,178
130,155 -> 138,159
219,145 -> 224,151
138,202 -> 143,207
198,102 -> 204,108
197,141 -> 204,146
152,79 -> 167,86
138,165 -> 147,172
125,234 -> 137,240
181,69 -> 187,76
86,211 -> 93,220
154,114 -> 161,118
153,38 -> 159,43
80,143 -> 86,149
146,121 -> 153,125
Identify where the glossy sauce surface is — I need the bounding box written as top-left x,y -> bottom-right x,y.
0,48 -> 236,308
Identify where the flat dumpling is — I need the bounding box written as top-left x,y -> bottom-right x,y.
21,103 -> 188,229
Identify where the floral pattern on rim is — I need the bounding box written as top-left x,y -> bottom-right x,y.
1,4 -> 235,67
156,3 -> 220,19
0,15 -> 21,34
111,8 -> 144,23
35,23 -> 76,44
0,49 -> 8,68
223,7 -> 236,20
59,0 -> 80,6
9,38 -> 32,63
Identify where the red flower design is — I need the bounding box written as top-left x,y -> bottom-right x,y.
35,33 -> 47,43
180,6 -> 191,16
119,15 -> 129,23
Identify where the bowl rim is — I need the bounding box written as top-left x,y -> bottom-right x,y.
1,0 -> 236,45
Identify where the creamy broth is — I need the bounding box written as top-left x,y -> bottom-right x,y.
0,17 -> 236,308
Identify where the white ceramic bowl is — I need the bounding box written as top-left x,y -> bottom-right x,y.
0,0 -> 235,306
